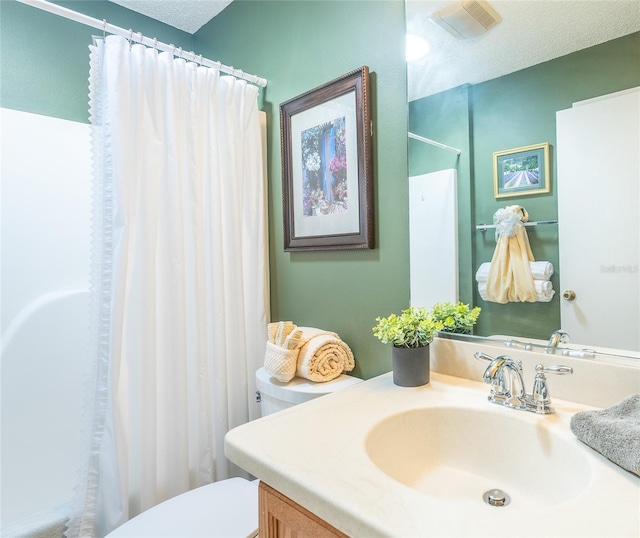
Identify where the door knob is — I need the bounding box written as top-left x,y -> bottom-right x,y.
562,289 -> 576,301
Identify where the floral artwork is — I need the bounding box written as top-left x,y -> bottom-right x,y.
280,66 -> 372,251
300,116 -> 348,217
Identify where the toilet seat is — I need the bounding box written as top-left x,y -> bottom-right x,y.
105,477 -> 259,538
105,369 -> 362,537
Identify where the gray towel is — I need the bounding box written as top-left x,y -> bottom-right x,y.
570,394 -> 640,477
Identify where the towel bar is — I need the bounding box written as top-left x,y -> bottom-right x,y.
475,219 -> 558,232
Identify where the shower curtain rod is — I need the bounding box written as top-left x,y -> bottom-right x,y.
16,0 -> 268,88
408,132 -> 462,155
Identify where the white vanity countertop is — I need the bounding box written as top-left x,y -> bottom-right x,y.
225,372 -> 639,537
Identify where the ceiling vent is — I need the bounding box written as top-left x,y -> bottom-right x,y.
428,0 -> 502,40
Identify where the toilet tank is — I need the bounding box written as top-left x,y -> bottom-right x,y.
255,367 -> 362,416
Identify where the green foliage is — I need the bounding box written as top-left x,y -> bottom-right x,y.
372,306 -> 443,348
430,301 -> 481,334
503,155 -> 539,173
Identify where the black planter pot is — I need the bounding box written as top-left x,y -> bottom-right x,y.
392,345 -> 430,387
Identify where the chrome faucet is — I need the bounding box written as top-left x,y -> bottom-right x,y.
546,330 -> 570,351
474,352 -> 573,414
477,353 -> 527,409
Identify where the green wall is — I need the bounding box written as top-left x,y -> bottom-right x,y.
1,0 -> 408,379
409,32 -> 640,340
195,1 -> 408,379
0,0 -> 193,123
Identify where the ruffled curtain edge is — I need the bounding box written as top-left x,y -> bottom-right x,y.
65,38 -> 117,538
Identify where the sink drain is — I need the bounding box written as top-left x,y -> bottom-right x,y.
483,488 -> 511,507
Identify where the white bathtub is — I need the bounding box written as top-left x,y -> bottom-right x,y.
1,290 -> 89,537
1,108 -> 92,538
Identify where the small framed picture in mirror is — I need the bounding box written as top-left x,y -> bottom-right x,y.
493,142 -> 550,198
280,67 -> 373,251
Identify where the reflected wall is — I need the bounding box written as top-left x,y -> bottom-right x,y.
409,32 -> 640,340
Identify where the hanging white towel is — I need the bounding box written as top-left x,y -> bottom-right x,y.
479,280 -> 555,303
476,261 -> 554,283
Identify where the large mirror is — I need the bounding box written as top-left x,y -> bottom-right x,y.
406,0 -> 640,358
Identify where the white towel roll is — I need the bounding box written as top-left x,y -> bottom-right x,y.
475,262 -> 492,282
479,279 -> 555,303
476,261 -> 554,282
530,261 -> 554,280
295,327 -> 355,382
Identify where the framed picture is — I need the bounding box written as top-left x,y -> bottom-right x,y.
493,142 -> 550,198
280,66 -> 373,251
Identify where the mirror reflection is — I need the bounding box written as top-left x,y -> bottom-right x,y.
406,0 -> 640,357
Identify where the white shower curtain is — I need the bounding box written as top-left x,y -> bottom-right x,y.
67,36 -> 268,537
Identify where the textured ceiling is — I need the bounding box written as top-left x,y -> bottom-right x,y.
108,0 -> 232,33
407,0 -> 640,101
107,0 -> 639,100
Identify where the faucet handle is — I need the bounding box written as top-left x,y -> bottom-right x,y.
537,364 -> 573,375
474,351 -> 495,362
529,363 -> 573,414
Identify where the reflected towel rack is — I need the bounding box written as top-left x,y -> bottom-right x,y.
408,132 -> 462,155
475,219 -> 558,231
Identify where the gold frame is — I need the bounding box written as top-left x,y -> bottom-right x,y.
493,142 -> 550,199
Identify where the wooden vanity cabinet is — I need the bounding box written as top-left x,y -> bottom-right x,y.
258,482 -> 348,538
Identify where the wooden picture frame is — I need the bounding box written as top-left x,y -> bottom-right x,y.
280,67 -> 373,251
493,142 -> 550,198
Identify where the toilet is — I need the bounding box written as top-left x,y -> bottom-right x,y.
106,367 -> 362,537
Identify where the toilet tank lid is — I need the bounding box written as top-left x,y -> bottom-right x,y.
255,367 -> 362,404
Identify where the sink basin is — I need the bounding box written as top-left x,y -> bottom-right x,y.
365,406 -> 591,508
228,370 -> 639,537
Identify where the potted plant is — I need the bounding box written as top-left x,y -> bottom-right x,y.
372,306 -> 443,386
431,301 -> 481,334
